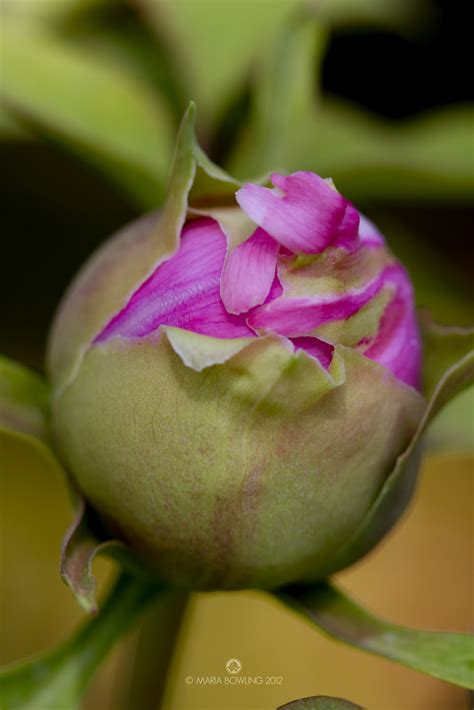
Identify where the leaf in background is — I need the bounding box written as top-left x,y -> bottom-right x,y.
138,0 -> 431,137
228,7 -> 327,178
419,315 -> 474,398
305,102 -> 474,202
1,20 -> 175,208
228,5 -> 474,202
277,696 -> 364,710
136,0 -> 301,134
0,0 -> 109,25
277,582 -> 474,688
425,388 -> 474,453
315,0 -> 434,34
0,572 -> 162,710
0,356 -> 49,442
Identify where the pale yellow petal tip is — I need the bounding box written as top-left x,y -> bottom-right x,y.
163,326 -> 255,372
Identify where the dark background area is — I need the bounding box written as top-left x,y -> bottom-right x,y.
1,0 -> 473,370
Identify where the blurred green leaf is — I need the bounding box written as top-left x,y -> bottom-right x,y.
425,387 -> 474,453
226,4 -> 473,200
307,102 -> 474,202
315,0 -> 434,34
0,356 -> 49,442
0,0 -> 110,25
420,315 -> 474,398
277,582 -> 474,688
139,0 -> 431,136
138,0 -> 301,133
63,14 -> 185,122
277,696 -> 364,710
0,572 -> 162,710
227,8 -> 327,178
1,20 -> 175,208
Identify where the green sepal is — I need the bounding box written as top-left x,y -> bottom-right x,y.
60,485 -> 151,613
0,572 -> 163,710
316,314 -> 474,576
419,312 -> 474,400
277,697 -> 364,710
0,356 -> 49,442
276,582 -> 474,689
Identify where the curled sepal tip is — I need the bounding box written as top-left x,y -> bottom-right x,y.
60,487 -> 147,613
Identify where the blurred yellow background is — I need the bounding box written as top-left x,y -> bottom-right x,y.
1,437 -> 472,710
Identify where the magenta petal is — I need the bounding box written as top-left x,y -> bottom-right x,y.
220,228 -> 279,314
363,266 -> 422,389
332,201 -> 360,251
248,266 -> 393,337
236,171 -> 352,254
358,213 -> 385,247
96,218 -> 255,342
291,337 -> 334,370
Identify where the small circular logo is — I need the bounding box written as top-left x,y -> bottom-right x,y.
225,658 -> 242,675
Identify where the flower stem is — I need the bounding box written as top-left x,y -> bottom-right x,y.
118,590 -> 189,710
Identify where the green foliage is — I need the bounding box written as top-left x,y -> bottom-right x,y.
0,357 -> 49,441
0,573 -> 162,710
1,19 -> 175,207
277,582 -> 474,688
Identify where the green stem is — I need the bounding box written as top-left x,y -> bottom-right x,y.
119,591 -> 189,710
0,572 -> 163,710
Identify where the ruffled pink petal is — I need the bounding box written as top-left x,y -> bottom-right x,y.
236,172 -> 357,254
220,228 -> 279,315
358,213 -> 385,247
362,266 -> 422,389
96,218 -> 255,342
291,337 -> 334,370
332,201 -> 360,251
247,265 -> 395,337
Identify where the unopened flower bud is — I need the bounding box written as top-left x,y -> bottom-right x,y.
49,170 -> 424,590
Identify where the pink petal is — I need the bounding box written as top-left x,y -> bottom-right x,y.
291,337 -> 334,370
220,228 -> 279,314
332,201 -> 360,251
236,172 -> 357,254
358,213 -> 385,247
96,218 -> 255,342
362,266 -> 422,389
247,265 -> 395,337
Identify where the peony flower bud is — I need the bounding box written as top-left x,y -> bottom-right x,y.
48,120 -> 426,590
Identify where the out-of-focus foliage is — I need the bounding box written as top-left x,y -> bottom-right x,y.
1,0 -> 471,202
1,19 -> 175,207
277,582 -> 474,688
